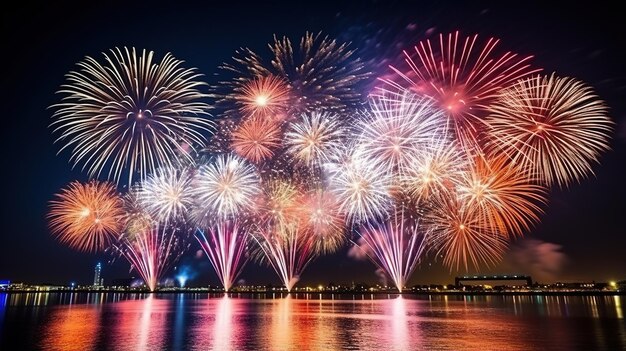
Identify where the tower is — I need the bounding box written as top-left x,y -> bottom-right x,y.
93,262 -> 102,286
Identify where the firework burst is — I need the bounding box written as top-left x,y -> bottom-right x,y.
256,179 -> 302,226
424,192 -> 508,271
284,111 -> 345,168
358,91 -> 445,174
196,220 -> 250,292
231,117 -> 282,163
138,167 -> 194,224
299,190 -> 346,254
382,32 -> 538,147
355,209 -> 428,292
51,47 -> 213,185
217,32 -> 370,114
270,32 -> 371,112
457,156 -> 547,238
327,148 -> 393,223
48,181 -> 124,252
401,136 -> 467,204
236,75 -> 291,117
121,187 -> 154,238
192,154 -> 261,222
485,74 -> 613,188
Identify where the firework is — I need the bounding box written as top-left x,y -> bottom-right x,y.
284,111 -> 345,168
401,136 -> 467,204
298,190 -> 346,254
271,32 -> 371,112
231,117 -> 282,163
256,179 -> 302,226
485,74 -> 613,188
236,75 -> 291,117
358,91 -> 445,174
423,192 -> 508,271
327,148 -> 393,223
251,223 -> 316,292
192,154 -> 261,221
196,220 -> 250,291
138,167 -> 194,224
115,224 -> 186,291
51,47 -> 213,185
457,155 -> 546,238
121,186 -> 154,238
355,209 -> 428,292
48,180 -> 124,252
383,32 -> 538,147
217,32 -> 370,114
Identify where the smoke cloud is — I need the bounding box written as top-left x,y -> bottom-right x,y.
347,238 -> 371,260
504,239 -> 568,283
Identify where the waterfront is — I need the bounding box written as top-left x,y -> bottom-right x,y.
0,292 -> 624,350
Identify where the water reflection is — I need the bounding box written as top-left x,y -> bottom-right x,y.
110,295 -> 169,350
389,297 -> 410,350
189,294 -> 248,350
1,293 -> 624,350
0,293 -> 6,344
39,302 -> 102,350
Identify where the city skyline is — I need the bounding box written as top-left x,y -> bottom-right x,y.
1,1 -> 625,289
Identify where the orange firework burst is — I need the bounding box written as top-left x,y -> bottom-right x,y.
485,73 -> 613,188
298,190 -> 346,254
231,117 -> 281,163
383,31 -> 539,147
48,181 -> 124,252
256,179 -> 302,227
424,192 -> 507,271
457,156 -> 547,238
237,75 -> 291,117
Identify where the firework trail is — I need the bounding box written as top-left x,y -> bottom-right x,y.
382,32 -> 539,148
355,208 -> 428,292
196,220 -> 250,292
115,224 -> 186,291
252,223 -> 316,292
485,73 -> 613,188
138,166 -> 194,224
51,47 -> 213,185
192,154 -> 261,221
48,180 -> 124,252
457,155 -> 547,238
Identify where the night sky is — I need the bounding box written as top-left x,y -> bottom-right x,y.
1,1 -> 624,287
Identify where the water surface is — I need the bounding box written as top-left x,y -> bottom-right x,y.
1,292 -> 624,350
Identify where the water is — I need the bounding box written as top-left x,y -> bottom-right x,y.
0,292 -> 624,350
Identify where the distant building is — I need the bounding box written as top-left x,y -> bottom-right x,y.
0,280 -> 9,290
93,262 -> 102,286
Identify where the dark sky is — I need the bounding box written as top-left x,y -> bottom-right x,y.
1,1 -> 624,287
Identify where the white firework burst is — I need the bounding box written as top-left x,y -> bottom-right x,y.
138,167 -> 194,223
284,111 -> 345,168
193,154 -> 261,221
